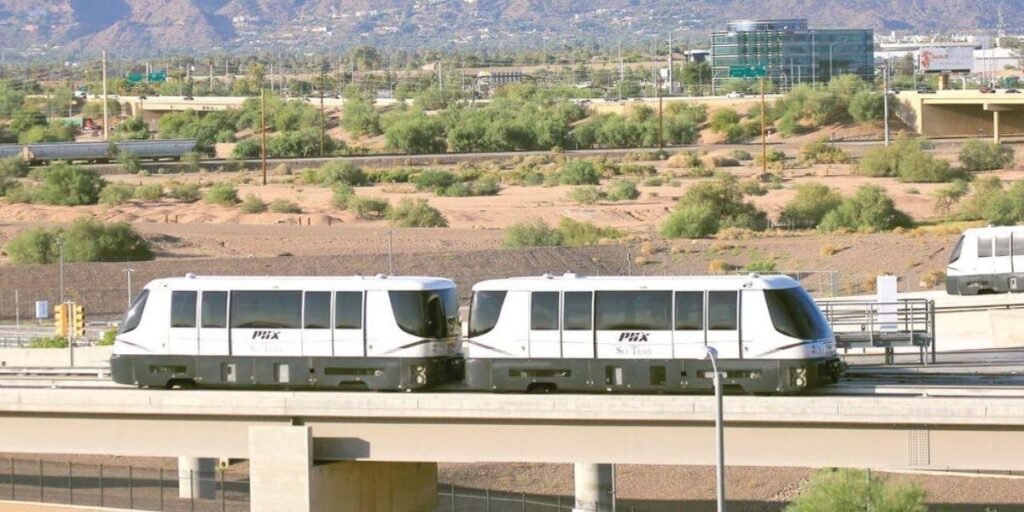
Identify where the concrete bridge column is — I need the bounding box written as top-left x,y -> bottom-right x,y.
994,110 -> 1001,144
573,463 -> 614,512
249,425 -> 437,512
177,456 -> 216,499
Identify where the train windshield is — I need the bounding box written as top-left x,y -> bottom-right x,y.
118,289 -> 149,334
764,287 -> 831,340
468,291 -> 507,337
389,288 -> 459,338
948,235 -> 964,264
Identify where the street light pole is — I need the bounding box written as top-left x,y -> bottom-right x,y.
122,268 -> 135,308
57,240 -> 65,304
704,346 -> 726,512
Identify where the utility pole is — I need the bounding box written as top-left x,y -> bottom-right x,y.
668,32 -> 674,96
261,88 -> 267,185
883,64 -> 891,146
658,77 -> 664,150
319,66 -> 326,157
102,51 -> 109,140
618,38 -> 624,101
761,77 -> 767,175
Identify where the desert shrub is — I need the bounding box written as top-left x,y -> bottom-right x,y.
168,183 -> 201,203
707,259 -> 734,273
755,149 -> 786,166
504,219 -> 564,247
643,176 -> 664,187
606,180 -> 640,201
819,185 -> 913,232
959,139 -> 1015,172
557,159 -> 601,185
204,183 -> 240,206
558,218 -> 621,246
686,165 -> 715,178
661,173 -> 767,238
0,157 -> 29,178
29,336 -> 68,348
896,150 -> 960,183
386,198 -> 448,227
413,169 -> 458,192
710,156 -> 740,167
739,179 -> 767,196
800,138 -> 849,164
780,182 -> 843,228
98,183 -> 136,206
268,198 -> 302,214
133,183 -> 164,201
319,161 -> 369,187
115,150 -> 141,174
732,150 -> 753,161
856,136 -> 954,182
372,167 -> 414,183
709,108 -> 741,133
98,327 -> 117,346
920,269 -> 947,289
568,185 -> 604,204
848,91 -> 886,123
232,138 -> 261,159
5,217 -> 153,264
470,176 -> 501,196
331,184 -> 355,210
784,468 -> 925,512
33,162 -> 106,206
820,244 -> 841,257
240,195 -> 268,213
744,259 -> 777,272
352,197 -> 390,219
3,184 -> 33,203
668,150 -> 703,168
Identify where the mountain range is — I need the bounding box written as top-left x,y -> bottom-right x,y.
0,1 -> 1017,58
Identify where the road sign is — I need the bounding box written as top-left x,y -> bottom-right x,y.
148,71 -> 167,83
729,65 -> 767,78
127,72 -> 143,84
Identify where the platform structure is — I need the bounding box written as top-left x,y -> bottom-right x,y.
820,298 -> 936,364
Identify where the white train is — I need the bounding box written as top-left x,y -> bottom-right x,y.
947,226 -> 1024,295
110,274 -> 461,390
461,274 -> 842,394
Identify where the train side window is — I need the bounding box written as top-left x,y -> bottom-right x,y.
996,235 -> 1011,257
230,291 -> 302,329
674,291 -> 704,331
707,291 -> 738,331
531,292 -> 559,331
170,291 -> 197,328
304,292 -> 331,329
335,292 -> 362,330
978,235 -> 993,258
119,289 -> 149,334
200,291 -> 227,328
468,291 -> 507,337
1014,234 -> 1024,257
948,235 -> 964,264
563,292 -> 593,331
595,291 -> 672,330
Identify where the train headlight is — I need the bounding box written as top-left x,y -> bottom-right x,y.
412,365 -> 427,385
791,367 -> 808,388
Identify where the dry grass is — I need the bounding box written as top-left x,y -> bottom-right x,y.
820,244 -> 841,257
919,269 -> 946,289
707,259 -> 735,273
715,227 -> 758,240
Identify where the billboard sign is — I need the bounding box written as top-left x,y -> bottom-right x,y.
918,47 -> 973,73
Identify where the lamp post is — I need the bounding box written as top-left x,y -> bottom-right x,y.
122,268 -> 135,308
57,240 -> 65,304
828,42 -> 841,81
704,346 -> 726,512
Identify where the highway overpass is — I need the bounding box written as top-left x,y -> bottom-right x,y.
896,90 -> 1024,141
0,388 -> 1023,511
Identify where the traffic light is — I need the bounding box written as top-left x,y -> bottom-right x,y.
54,303 -> 68,336
73,304 -> 85,338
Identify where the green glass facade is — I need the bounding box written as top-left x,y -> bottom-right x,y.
711,19 -> 873,90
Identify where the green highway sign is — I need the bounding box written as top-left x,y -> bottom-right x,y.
127,72 -> 143,83
729,65 -> 767,78
148,71 -> 167,83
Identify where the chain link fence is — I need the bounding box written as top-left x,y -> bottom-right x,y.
0,287 -> 128,323
436,484 -> 642,512
0,458 -> 249,512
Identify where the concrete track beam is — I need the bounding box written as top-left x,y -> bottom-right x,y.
249,425 -> 436,512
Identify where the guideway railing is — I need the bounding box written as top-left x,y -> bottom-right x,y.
818,298 -> 936,365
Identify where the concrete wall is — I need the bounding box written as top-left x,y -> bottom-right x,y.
920,104 -> 1024,138
0,346 -> 111,368
312,461 -> 437,512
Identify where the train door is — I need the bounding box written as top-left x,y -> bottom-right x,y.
1014,232 -> 1024,277
302,292 -> 332,356
528,292 -> 560,358
333,291 -> 364,357
198,291 -> 229,355
976,233 -> 995,276
167,290 -> 198,355
673,290 -> 707,359
994,232 -> 1013,277
560,292 -> 594,358
705,290 -> 741,359
228,290 -> 303,357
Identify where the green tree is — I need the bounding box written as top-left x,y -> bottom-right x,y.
785,469 -> 925,512
4,218 -> 153,265
932,180 -> 970,217
780,182 -> 843,228
848,91 -> 885,123
819,185 -> 913,232
387,198 -> 448,227
504,219 -> 564,247
661,173 -> 767,237
959,139 -> 1015,172
34,163 -> 106,206
384,111 -> 446,154
341,95 -> 382,137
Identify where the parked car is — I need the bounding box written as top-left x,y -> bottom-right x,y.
980,86 -> 996,94
1005,89 -> 1021,94
725,91 -> 745,98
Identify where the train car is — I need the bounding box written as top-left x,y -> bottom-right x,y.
23,142 -> 111,164
946,225 -> 1024,295
0,144 -> 21,159
461,273 -> 841,394
115,139 -> 197,161
110,274 -> 462,391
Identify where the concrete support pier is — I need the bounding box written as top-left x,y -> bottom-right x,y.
177,457 -> 216,499
249,425 -> 437,512
573,463 -> 613,512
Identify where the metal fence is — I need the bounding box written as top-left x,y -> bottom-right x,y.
0,287 -> 130,322
0,458 -> 249,512
436,484 -> 643,512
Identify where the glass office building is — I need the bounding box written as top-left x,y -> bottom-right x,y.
711,19 -> 873,90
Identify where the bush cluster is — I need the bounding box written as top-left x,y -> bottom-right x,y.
857,136 -> 961,183
4,217 -> 154,265
958,139 -> 1015,173
660,174 -> 767,238
818,185 -> 913,232
386,198 -> 448,227
504,218 -> 622,248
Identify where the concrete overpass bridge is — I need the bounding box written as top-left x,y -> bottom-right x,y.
0,388 -> 1023,511
896,90 -> 1024,141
